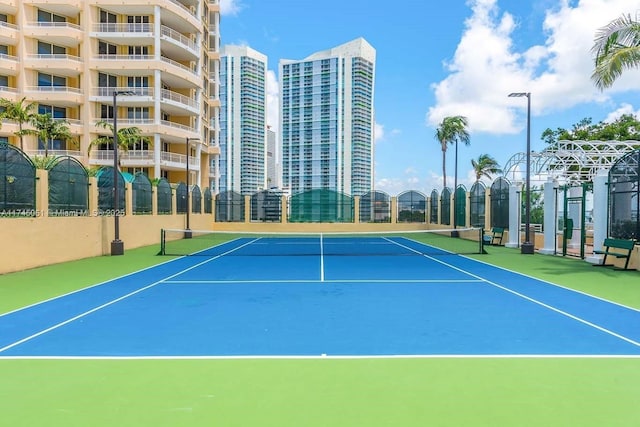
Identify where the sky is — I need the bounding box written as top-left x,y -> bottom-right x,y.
218,0 -> 640,195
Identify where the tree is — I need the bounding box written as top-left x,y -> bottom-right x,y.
29,113 -> 74,158
591,13 -> 640,90
0,97 -> 37,150
471,154 -> 502,181
88,120 -> 151,161
541,114 -> 640,145
434,116 -> 470,189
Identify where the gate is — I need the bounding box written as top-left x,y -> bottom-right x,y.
560,183 -> 592,259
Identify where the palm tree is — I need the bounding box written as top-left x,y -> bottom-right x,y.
472,154 -> 502,181
0,97 -> 37,150
591,13 -> 640,90
88,120 -> 151,162
30,113 -> 74,158
434,115 -> 470,189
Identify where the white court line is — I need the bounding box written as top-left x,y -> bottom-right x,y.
384,237 -> 640,349
0,239 -> 260,354
162,279 -> 484,284
1,354 -> 639,360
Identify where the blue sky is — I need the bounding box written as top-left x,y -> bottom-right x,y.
219,0 -> 640,195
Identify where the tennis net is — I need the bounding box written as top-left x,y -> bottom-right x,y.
159,228 -> 486,257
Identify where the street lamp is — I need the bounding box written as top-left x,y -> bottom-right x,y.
508,92 -> 534,254
185,137 -> 199,238
110,90 -> 136,256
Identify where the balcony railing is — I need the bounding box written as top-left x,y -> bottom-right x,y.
26,21 -> 81,30
93,87 -> 154,97
0,86 -> 17,93
161,56 -> 197,75
161,151 -> 199,167
95,118 -> 154,127
161,120 -> 197,133
90,150 -> 199,168
0,53 -> 18,62
167,0 -> 197,18
161,88 -> 197,109
95,54 -> 154,61
26,86 -> 83,94
160,25 -> 197,51
92,23 -> 153,33
0,21 -> 17,30
26,54 -> 82,62
25,149 -> 83,158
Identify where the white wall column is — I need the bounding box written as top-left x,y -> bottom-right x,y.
506,184 -> 521,248
539,178 -> 558,255
586,171 -> 608,264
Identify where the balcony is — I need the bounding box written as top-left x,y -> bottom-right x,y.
160,25 -> 198,60
90,23 -> 154,45
25,149 -> 83,160
0,53 -> 19,76
90,87 -> 154,106
160,150 -> 200,171
88,149 -> 200,171
24,54 -> 83,77
24,86 -> 84,106
24,22 -> 82,47
0,21 -> 18,45
0,86 -> 18,101
160,88 -> 198,115
161,0 -> 201,34
23,1 -> 81,16
160,56 -> 200,88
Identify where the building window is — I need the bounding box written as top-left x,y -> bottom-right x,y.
0,75 -> 8,87
127,76 -> 149,87
37,9 -> 66,23
127,107 -> 149,119
38,73 -> 66,87
0,45 -> 8,55
100,104 -> 114,119
38,41 -> 66,55
98,73 -> 117,88
128,46 -> 149,56
99,10 -> 116,24
98,41 -> 117,55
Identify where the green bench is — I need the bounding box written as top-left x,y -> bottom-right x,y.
593,238 -> 636,270
483,227 -> 505,246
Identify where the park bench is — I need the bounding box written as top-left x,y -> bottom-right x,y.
483,227 -> 505,246
593,238 -> 636,270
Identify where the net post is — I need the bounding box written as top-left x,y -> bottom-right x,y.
479,227 -> 486,254
160,229 -> 165,255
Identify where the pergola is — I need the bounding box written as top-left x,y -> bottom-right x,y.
503,140 -> 640,184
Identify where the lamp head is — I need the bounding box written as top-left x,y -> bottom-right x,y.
508,92 -> 530,98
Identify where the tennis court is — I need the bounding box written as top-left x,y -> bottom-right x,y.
2,232 -> 639,358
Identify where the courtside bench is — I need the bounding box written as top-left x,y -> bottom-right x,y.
593,238 -> 636,270
483,227 -> 505,246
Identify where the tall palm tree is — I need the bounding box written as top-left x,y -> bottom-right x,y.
434,115 -> 470,189
30,113 -> 74,158
591,13 -> 640,90
471,154 -> 502,181
88,120 -> 151,162
0,97 -> 37,150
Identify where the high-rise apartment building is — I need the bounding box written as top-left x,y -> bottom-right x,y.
280,38 -> 375,196
0,0 -> 221,191
266,127 -> 279,189
219,45 -> 267,195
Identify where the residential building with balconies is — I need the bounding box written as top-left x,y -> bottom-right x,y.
0,0 -> 221,191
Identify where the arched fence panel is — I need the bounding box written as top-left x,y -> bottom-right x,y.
251,190 -> 282,222
289,189 -> 354,223
132,173 -> 152,215
429,190 -> 439,223
490,177 -> 510,229
97,167 -> 125,215
48,156 -> 89,216
455,186 -> 466,227
175,182 -> 187,214
440,188 -> 451,225
191,185 -> 202,214
216,190 -> 244,222
0,143 -> 36,216
359,190 -> 391,223
203,187 -> 212,214
469,182 -> 486,228
609,150 -> 640,240
156,178 -> 172,215
397,190 -> 426,223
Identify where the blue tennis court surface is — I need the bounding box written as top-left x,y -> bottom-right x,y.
1,236 -> 639,357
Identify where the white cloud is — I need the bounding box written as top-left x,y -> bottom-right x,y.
427,0 -> 640,135
219,0 -> 244,16
604,103 -> 640,123
374,122 -> 384,142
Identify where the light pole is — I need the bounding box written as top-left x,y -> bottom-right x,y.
110,90 -> 136,256
185,137 -> 199,238
508,92 -> 534,254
